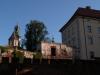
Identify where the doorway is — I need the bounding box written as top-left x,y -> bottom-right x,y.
51,46 -> 56,56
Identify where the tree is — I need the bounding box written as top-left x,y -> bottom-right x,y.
25,20 -> 48,52
20,39 -> 25,49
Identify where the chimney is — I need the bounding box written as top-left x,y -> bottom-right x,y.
86,6 -> 91,9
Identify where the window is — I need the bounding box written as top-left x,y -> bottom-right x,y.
88,36 -> 93,45
72,26 -> 74,35
87,26 -> 92,33
90,51 -> 95,59
72,37 -> 75,47
97,37 -> 100,44
68,30 -> 70,38
97,27 -> 100,34
51,47 -> 56,56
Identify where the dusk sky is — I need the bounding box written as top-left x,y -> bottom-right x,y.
0,0 -> 100,46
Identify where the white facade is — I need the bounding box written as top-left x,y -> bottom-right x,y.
40,42 -> 72,59
60,7 -> 100,60
2,49 -> 33,59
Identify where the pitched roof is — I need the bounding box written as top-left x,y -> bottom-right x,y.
59,7 -> 100,32
9,25 -> 20,40
9,32 -> 19,40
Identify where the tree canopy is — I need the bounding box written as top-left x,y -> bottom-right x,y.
25,20 -> 48,52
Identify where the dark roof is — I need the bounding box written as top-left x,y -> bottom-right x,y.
59,7 -> 100,32
9,32 -> 19,40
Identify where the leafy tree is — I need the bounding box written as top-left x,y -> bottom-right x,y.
33,52 -> 42,59
15,51 -> 24,58
20,39 -> 25,49
25,20 -> 48,52
12,50 -> 24,63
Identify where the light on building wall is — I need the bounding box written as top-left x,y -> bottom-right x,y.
19,38 -> 21,41
14,39 -> 18,47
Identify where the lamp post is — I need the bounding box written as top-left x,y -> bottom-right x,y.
13,39 -> 19,75
13,39 -> 19,61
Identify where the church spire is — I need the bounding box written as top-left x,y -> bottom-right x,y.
14,24 -> 20,37
8,24 -> 20,48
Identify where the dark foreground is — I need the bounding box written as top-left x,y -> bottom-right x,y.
0,60 -> 100,75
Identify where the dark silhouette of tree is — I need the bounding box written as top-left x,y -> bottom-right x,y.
20,39 -> 25,49
25,20 -> 48,52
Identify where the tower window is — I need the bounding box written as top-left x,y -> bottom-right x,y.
97,27 -> 100,34
88,36 -> 93,45
87,26 -> 92,33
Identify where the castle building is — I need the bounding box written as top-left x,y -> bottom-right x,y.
40,41 -> 72,59
60,6 -> 100,60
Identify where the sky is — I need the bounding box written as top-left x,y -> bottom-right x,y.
0,0 -> 100,46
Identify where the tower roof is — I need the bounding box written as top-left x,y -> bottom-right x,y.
9,32 -> 19,40
9,25 -> 20,40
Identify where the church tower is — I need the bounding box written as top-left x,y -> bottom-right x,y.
8,25 -> 20,49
